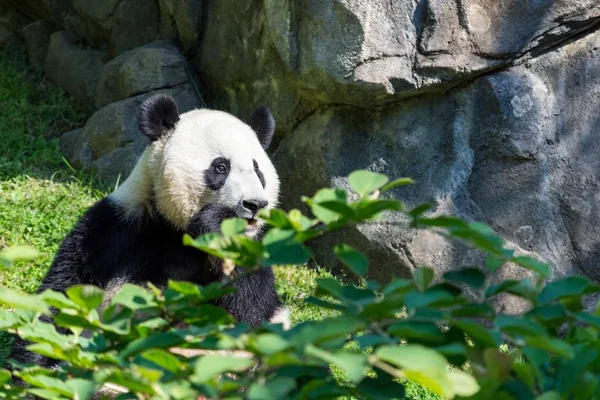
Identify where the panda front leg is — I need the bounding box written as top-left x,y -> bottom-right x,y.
187,204 -> 290,330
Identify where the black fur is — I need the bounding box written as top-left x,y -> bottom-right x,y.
247,106 -> 275,150
137,94 -> 180,141
253,159 -> 265,188
8,199 -> 282,368
204,157 -> 230,191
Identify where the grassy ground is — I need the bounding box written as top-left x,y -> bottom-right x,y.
0,47 -> 436,399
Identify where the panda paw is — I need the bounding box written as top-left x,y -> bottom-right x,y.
187,204 -> 238,237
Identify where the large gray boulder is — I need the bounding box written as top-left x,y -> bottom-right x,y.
96,41 -> 190,108
46,31 -> 109,103
158,0 -> 203,52
108,0 -> 160,55
197,0 -> 600,139
22,20 -> 55,71
60,84 -> 201,183
274,28 -> 600,292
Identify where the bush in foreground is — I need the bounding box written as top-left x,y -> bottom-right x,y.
0,170 -> 599,399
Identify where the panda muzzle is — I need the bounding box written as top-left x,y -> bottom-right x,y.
236,199 -> 268,223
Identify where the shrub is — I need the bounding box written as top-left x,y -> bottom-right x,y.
0,170 -> 599,399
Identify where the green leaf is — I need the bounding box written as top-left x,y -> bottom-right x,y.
25,389 -> 67,400
304,297 -> 346,312
0,287 -> 48,313
380,177 -> 414,193
483,348 -> 514,381
101,305 -> 133,335
513,362 -> 536,389
495,315 -> 548,337
258,209 -> 293,229
355,199 -> 404,220
315,277 -> 344,299
110,284 -> 157,310
513,256 -> 551,279
525,336 -> 574,358
66,285 -> 105,310
448,370 -> 480,397
375,344 -> 479,398
555,346 -> 597,395
251,333 -> 290,356
120,333 -> 185,359
40,290 -> 80,310
247,377 -> 296,400
451,319 -> 500,347
382,279 -> 414,296
140,349 -> 182,373
486,255 -> 506,272
334,245 -> 368,277
66,379 -> 99,400
405,286 -> 461,309
526,305 -> 568,326
355,333 -> 390,349
536,392 -> 561,400
538,276 -> 592,304
22,374 -> 73,397
191,354 -> 254,384
434,343 -> 467,359
443,268 -> 487,289
389,321 -> 445,343
486,279 -> 536,301
0,369 -> 12,385
0,246 -> 39,267
356,376 -> 406,399
263,228 -> 311,266
451,303 -> 494,318
221,218 -> 248,236
348,170 -> 389,196
291,317 -> 365,346
408,203 -> 434,219
317,201 -> 356,219
413,267 -> 434,292
306,345 -> 368,384
167,280 -> 201,296
309,188 -> 348,224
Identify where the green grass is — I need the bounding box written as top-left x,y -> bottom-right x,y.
0,48 -> 102,294
0,47 -> 437,399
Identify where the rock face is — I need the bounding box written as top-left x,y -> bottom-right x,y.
3,0 -> 600,309
95,41 -> 191,108
197,0 -> 600,138
22,20 -> 55,71
46,31 -> 109,103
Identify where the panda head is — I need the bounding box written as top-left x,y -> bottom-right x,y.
135,94 -> 279,237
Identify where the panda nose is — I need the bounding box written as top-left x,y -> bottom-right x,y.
242,199 -> 269,216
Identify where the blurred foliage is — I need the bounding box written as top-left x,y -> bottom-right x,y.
0,170 -> 598,399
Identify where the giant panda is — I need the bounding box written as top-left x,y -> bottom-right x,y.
9,94 -> 290,369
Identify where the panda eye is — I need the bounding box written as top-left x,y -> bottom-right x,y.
253,160 -> 259,171
215,164 -> 227,174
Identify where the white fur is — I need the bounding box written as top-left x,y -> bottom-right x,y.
269,306 -> 291,330
111,109 -> 280,234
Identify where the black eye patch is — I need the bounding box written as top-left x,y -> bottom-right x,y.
253,159 -> 265,188
204,157 -> 230,191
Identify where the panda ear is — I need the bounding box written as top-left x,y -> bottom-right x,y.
248,106 -> 275,150
137,94 -> 180,141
